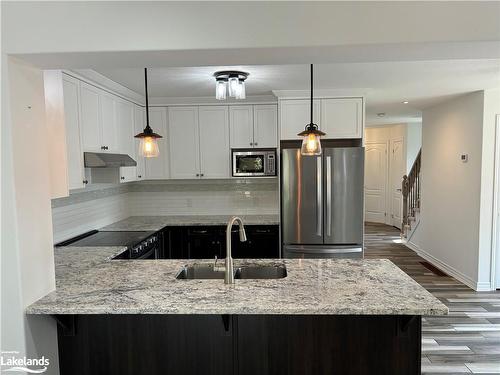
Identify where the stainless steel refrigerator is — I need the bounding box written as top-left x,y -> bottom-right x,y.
281,147 -> 364,258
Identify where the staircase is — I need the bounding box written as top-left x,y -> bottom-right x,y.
402,149 -> 421,238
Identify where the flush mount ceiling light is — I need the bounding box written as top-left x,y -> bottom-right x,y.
213,71 -> 249,100
298,64 -> 326,156
134,68 -> 162,158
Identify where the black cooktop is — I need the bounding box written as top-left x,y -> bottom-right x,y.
56,230 -> 155,248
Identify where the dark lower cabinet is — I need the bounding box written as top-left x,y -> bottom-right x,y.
160,225 -> 279,260
56,314 -> 421,375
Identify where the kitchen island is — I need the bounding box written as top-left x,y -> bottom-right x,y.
27,245 -> 447,374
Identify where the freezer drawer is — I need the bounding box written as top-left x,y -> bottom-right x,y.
282,245 -> 363,259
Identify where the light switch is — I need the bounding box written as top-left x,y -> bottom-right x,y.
461,154 -> 468,163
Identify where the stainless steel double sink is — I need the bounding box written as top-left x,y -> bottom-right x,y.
176,263 -> 287,280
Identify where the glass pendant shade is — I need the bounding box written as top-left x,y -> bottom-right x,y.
216,79 -> 227,100
138,136 -> 160,158
228,76 -> 239,97
301,133 -> 322,156
236,80 -> 246,99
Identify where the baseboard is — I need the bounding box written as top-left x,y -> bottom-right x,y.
404,241 -> 491,291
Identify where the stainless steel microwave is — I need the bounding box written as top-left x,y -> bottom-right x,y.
232,149 -> 277,177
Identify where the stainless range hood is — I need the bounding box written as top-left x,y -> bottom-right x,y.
84,152 -> 137,168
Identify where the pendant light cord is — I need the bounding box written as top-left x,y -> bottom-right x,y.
144,68 -> 150,128
310,64 -> 313,126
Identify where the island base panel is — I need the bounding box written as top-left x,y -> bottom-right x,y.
56,314 -> 421,375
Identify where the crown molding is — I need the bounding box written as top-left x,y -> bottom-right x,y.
272,89 -> 368,99
149,94 -> 277,107
68,69 -> 145,105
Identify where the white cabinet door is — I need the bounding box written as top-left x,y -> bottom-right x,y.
62,75 -> 85,190
253,104 -> 277,148
116,100 -> 136,182
229,105 -> 253,148
145,107 -> 169,179
280,99 -> 321,140
320,98 -> 363,139
100,92 -> 118,152
199,106 -> 230,179
134,105 -> 146,181
168,107 -> 200,179
79,82 -> 101,151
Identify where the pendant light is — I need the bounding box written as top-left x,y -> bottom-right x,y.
134,68 -> 162,158
298,64 -> 325,156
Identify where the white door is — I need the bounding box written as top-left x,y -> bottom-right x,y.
99,92 -> 118,152
199,106 -> 230,178
390,138 -> 404,228
62,75 -> 85,190
134,105 -> 146,180
320,98 -> 363,139
229,105 -> 253,148
168,106 -> 200,179
116,100 -> 136,183
145,107 -> 169,179
280,99 -> 321,140
253,104 -> 277,148
364,142 -> 387,223
79,82 -> 101,151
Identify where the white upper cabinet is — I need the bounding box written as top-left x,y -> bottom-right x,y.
253,105 -> 277,148
99,92 -> 118,152
62,75 -> 85,190
168,107 -> 200,179
116,99 -> 136,183
134,105 -> 146,181
79,82 -> 101,151
279,98 -> 363,140
230,106 -> 254,148
320,98 -> 363,139
145,107 -> 169,179
199,106 -> 230,178
280,99 -> 321,140
230,104 -> 277,148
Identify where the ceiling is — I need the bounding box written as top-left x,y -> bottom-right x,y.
96,59 -> 500,126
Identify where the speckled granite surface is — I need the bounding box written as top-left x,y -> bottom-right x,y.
100,215 -> 280,231
26,246 -> 447,316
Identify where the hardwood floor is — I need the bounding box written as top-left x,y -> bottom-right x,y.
364,222 -> 500,375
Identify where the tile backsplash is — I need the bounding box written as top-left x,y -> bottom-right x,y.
51,179 -> 279,242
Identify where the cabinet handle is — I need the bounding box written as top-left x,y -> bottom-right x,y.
83,180 -> 88,185
196,174 -> 200,177
200,173 -> 204,177
250,142 -> 253,146
138,175 -> 142,178
100,146 -> 105,150
254,142 -> 258,146
121,176 -> 125,180
105,146 -> 109,150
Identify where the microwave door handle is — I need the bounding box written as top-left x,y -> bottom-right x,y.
317,156 -> 322,236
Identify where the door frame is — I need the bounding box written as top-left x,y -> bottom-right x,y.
491,114 -> 500,290
364,140 -> 389,224
389,137 -> 405,229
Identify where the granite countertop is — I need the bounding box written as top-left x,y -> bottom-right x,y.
26,246 -> 448,316
100,214 -> 280,231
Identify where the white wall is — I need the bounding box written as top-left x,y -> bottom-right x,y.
410,91 -> 498,290
406,122 -> 422,172
1,57 -> 59,373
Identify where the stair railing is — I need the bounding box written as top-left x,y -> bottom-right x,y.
402,149 -> 421,235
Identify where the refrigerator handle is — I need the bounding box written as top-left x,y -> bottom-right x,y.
326,156 -> 332,237
316,156 -> 322,236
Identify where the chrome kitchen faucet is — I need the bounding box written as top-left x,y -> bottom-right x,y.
225,216 -> 247,284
